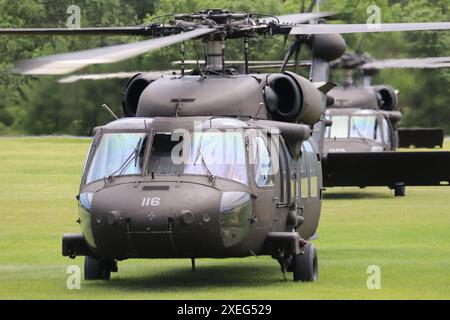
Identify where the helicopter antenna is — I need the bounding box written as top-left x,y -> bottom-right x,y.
101,104 -> 119,120
193,43 -> 205,78
244,36 -> 249,74
180,31 -> 186,76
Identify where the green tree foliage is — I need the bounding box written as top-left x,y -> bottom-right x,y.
0,0 -> 449,135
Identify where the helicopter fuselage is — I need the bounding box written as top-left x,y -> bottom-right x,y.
67,117 -> 323,260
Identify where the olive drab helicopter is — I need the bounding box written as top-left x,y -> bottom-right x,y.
321,52 -> 450,196
2,8 -> 450,282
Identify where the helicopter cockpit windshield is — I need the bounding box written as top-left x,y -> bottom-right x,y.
85,132 -> 147,184
181,131 -> 248,185
326,112 -> 389,144
84,130 -> 248,186
349,116 -> 382,142
147,131 -> 247,184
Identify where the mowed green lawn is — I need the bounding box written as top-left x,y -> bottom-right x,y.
0,137 -> 449,300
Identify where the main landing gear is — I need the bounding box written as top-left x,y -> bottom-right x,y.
292,242 -> 318,282
268,232 -> 318,282
393,183 -> 406,197
84,256 -> 118,281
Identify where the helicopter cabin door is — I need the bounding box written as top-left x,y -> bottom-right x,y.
297,141 -> 322,240
273,139 -> 294,231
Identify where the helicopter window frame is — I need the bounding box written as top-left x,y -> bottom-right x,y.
82,128 -> 152,186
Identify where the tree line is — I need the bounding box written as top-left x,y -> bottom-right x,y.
0,0 -> 448,136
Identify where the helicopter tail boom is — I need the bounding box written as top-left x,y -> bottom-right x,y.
323,151 -> 450,188
398,128 -> 444,149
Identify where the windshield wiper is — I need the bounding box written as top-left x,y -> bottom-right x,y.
193,141 -> 215,182
107,138 -> 143,180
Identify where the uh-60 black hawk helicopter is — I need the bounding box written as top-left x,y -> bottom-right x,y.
2,9 -> 450,282
321,51 -> 450,196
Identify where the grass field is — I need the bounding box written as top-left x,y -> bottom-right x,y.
0,137 -> 449,300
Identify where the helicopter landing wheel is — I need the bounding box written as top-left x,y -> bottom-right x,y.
293,242 -> 318,282
394,184 -> 406,197
84,256 -> 117,281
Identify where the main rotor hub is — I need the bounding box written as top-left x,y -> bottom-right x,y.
174,9 -> 251,26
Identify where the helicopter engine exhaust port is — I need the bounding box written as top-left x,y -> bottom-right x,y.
374,85 -> 398,111
264,72 -> 324,125
123,74 -> 154,117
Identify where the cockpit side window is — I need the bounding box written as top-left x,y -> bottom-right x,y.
299,145 -> 309,199
81,138 -> 97,185
304,141 -> 318,198
325,114 -> 332,138
382,117 -> 391,146
252,136 -> 274,187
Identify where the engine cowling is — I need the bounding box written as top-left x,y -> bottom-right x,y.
374,85 -> 398,111
264,72 -> 324,125
122,74 -> 154,117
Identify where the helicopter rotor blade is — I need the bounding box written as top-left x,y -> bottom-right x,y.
171,60 -> 299,65
261,12 -> 335,25
361,57 -> 450,70
249,62 -> 311,70
58,70 -> 186,83
12,27 -> 215,75
290,22 -> 450,34
0,27 -> 156,36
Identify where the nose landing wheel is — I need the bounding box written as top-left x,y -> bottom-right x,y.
293,242 -> 318,282
84,256 -> 118,281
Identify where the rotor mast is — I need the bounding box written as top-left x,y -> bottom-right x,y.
205,39 -> 225,71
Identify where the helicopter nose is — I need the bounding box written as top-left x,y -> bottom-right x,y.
88,182 -> 224,258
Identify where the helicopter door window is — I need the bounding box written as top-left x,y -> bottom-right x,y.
304,141 -> 318,198
382,117 -> 391,145
85,132 -> 147,184
279,142 -> 290,203
375,119 -> 383,143
299,145 -> 309,199
324,114 -> 332,138
252,136 -> 274,187
329,116 -> 349,138
148,133 -> 182,176
289,153 -> 297,202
